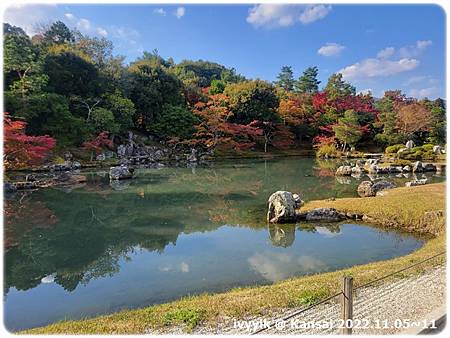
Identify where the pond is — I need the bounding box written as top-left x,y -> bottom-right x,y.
4,157 -> 443,331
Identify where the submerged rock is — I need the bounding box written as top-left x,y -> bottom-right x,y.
267,191 -> 303,223
109,165 -> 134,180
304,208 -> 346,222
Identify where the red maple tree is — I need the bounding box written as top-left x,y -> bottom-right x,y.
4,113 -> 56,169
83,131 -> 114,160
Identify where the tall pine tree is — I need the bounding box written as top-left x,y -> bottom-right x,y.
296,66 -> 321,93
275,66 -> 295,91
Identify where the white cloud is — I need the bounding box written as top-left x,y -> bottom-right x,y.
64,13 -> 75,21
76,18 -> 91,31
4,4 -> 58,35
409,87 -> 439,99
96,27 -> 108,37
180,262 -> 189,273
299,5 -> 332,24
153,8 -> 166,16
248,252 -> 326,282
399,40 -> 432,57
358,89 -> 373,95
339,58 -> 419,81
247,4 -> 331,28
404,75 -> 428,86
174,7 -> 185,19
317,42 -> 345,56
376,47 -> 395,59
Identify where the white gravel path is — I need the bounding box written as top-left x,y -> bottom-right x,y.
185,265 -> 446,335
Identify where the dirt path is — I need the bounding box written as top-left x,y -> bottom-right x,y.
184,265 -> 445,335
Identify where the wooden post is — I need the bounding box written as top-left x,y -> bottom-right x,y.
341,276 -> 353,335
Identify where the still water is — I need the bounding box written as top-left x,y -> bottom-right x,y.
4,157 -> 441,331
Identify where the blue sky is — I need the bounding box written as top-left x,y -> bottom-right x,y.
4,3 -> 446,98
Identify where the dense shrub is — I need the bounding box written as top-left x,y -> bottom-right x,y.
316,143 -> 339,158
385,144 -> 405,154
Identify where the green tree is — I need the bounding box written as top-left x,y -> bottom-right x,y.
102,91 -> 136,133
4,92 -> 88,146
332,110 -> 363,151
324,73 -> 356,100
296,66 -> 320,94
128,59 -> 184,131
43,21 -> 75,45
275,66 -> 295,91
209,79 -> 226,94
374,96 -> 405,145
224,80 -> 279,124
150,104 -> 198,139
91,107 -> 119,134
43,52 -> 100,100
4,31 -> 48,101
428,99 -> 446,145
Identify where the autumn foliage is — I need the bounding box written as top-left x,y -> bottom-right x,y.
4,112 -> 56,169
83,131 -> 114,159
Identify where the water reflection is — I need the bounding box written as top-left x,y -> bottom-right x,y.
3,157 -> 438,331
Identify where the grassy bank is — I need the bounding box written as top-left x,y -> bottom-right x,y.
23,183 -> 446,334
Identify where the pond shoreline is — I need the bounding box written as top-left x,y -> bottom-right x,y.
21,183 -> 446,334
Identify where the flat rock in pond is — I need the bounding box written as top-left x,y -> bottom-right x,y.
305,208 -> 346,222
109,165 -> 134,180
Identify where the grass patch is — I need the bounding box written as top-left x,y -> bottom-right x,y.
163,308 -> 205,332
22,183 -> 446,334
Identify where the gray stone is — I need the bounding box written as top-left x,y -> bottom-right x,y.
371,180 -> 396,194
63,151 -> 73,161
187,148 -> 198,162
109,165 -> 134,180
403,165 -> 411,172
305,208 -> 346,222
335,165 -> 352,176
357,180 -> 396,197
406,140 -> 415,149
433,145 -> 443,154
357,181 -> 374,197
405,178 -> 428,187
4,182 -> 17,193
267,191 -> 303,223
96,153 -> 106,161
117,144 -> 127,158
423,163 -> 437,172
412,161 -> 423,173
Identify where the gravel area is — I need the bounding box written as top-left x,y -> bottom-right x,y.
165,265 -> 446,335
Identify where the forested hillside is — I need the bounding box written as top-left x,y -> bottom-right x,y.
3,21 -> 446,169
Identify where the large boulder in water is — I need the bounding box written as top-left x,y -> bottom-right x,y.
109,165 -> 134,180
305,208 -> 346,222
267,191 -> 303,223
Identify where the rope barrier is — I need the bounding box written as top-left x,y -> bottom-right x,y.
354,251 -> 446,291
252,251 -> 446,334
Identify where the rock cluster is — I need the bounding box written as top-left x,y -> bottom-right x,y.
109,165 -> 134,180
405,178 -> 428,187
357,180 -> 396,197
336,160 -> 438,177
